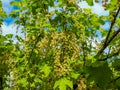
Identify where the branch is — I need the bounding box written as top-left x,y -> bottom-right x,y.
106,28 -> 120,46
114,77 -> 120,82
0,77 -> 3,89
98,49 -> 120,61
97,29 -> 120,57
82,41 -> 87,67
110,76 -> 120,84
96,7 -> 120,55
29,30 -> 44,61
82,44 -> 86,66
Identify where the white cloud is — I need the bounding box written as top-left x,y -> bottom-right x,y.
1,23 -> 24,43
1,0 -> 13,14
1,23 -> 17,35
1,22 -> 24,37
1,0 -> 109,37
92,2 -> 109,16
79,1 -> 109,16
79,1 -> 90,8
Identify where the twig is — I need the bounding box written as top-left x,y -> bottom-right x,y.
106,28 -> 120,46
96,7 -> 120,55
82,42 -> 86,67
109,76 -> 120,84
98,49 -> 120,61
29,31 -> 44,61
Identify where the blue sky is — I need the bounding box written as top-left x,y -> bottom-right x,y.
1,0 -> 109,35
1,0 -> 14,25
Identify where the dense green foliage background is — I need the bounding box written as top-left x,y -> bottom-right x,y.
0,0 -> 120,90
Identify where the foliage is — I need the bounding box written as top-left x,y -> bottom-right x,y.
0,0 -> 120,90
54,77 -> 73,90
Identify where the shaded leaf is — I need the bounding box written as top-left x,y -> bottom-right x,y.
87,62 -> 112,88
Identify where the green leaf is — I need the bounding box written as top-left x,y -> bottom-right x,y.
10,1 -> 21,7
15,35 -> 23,42
6,34 -> 13,38
34,49 -> 39,54
17,78 -> 28,87
116,78 -> 120,87
86,0 -> 93,6
0,7 -> 6,18
41,64 -> 51,77
30,83 -> 35,88
54,77 -> 73,90
87,62 -> 112,88
117,17 -> 120,25
12,10 -> 20,13
0,1 -> 2,7
34,78 -> 42,84
112,59 -> 120,71
71,72 -> 80,79
30,73 -> 35,77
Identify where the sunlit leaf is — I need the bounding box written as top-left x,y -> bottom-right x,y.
86,0 -> 93,6
54,77 -> 73,90
41,64 -> 51,77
